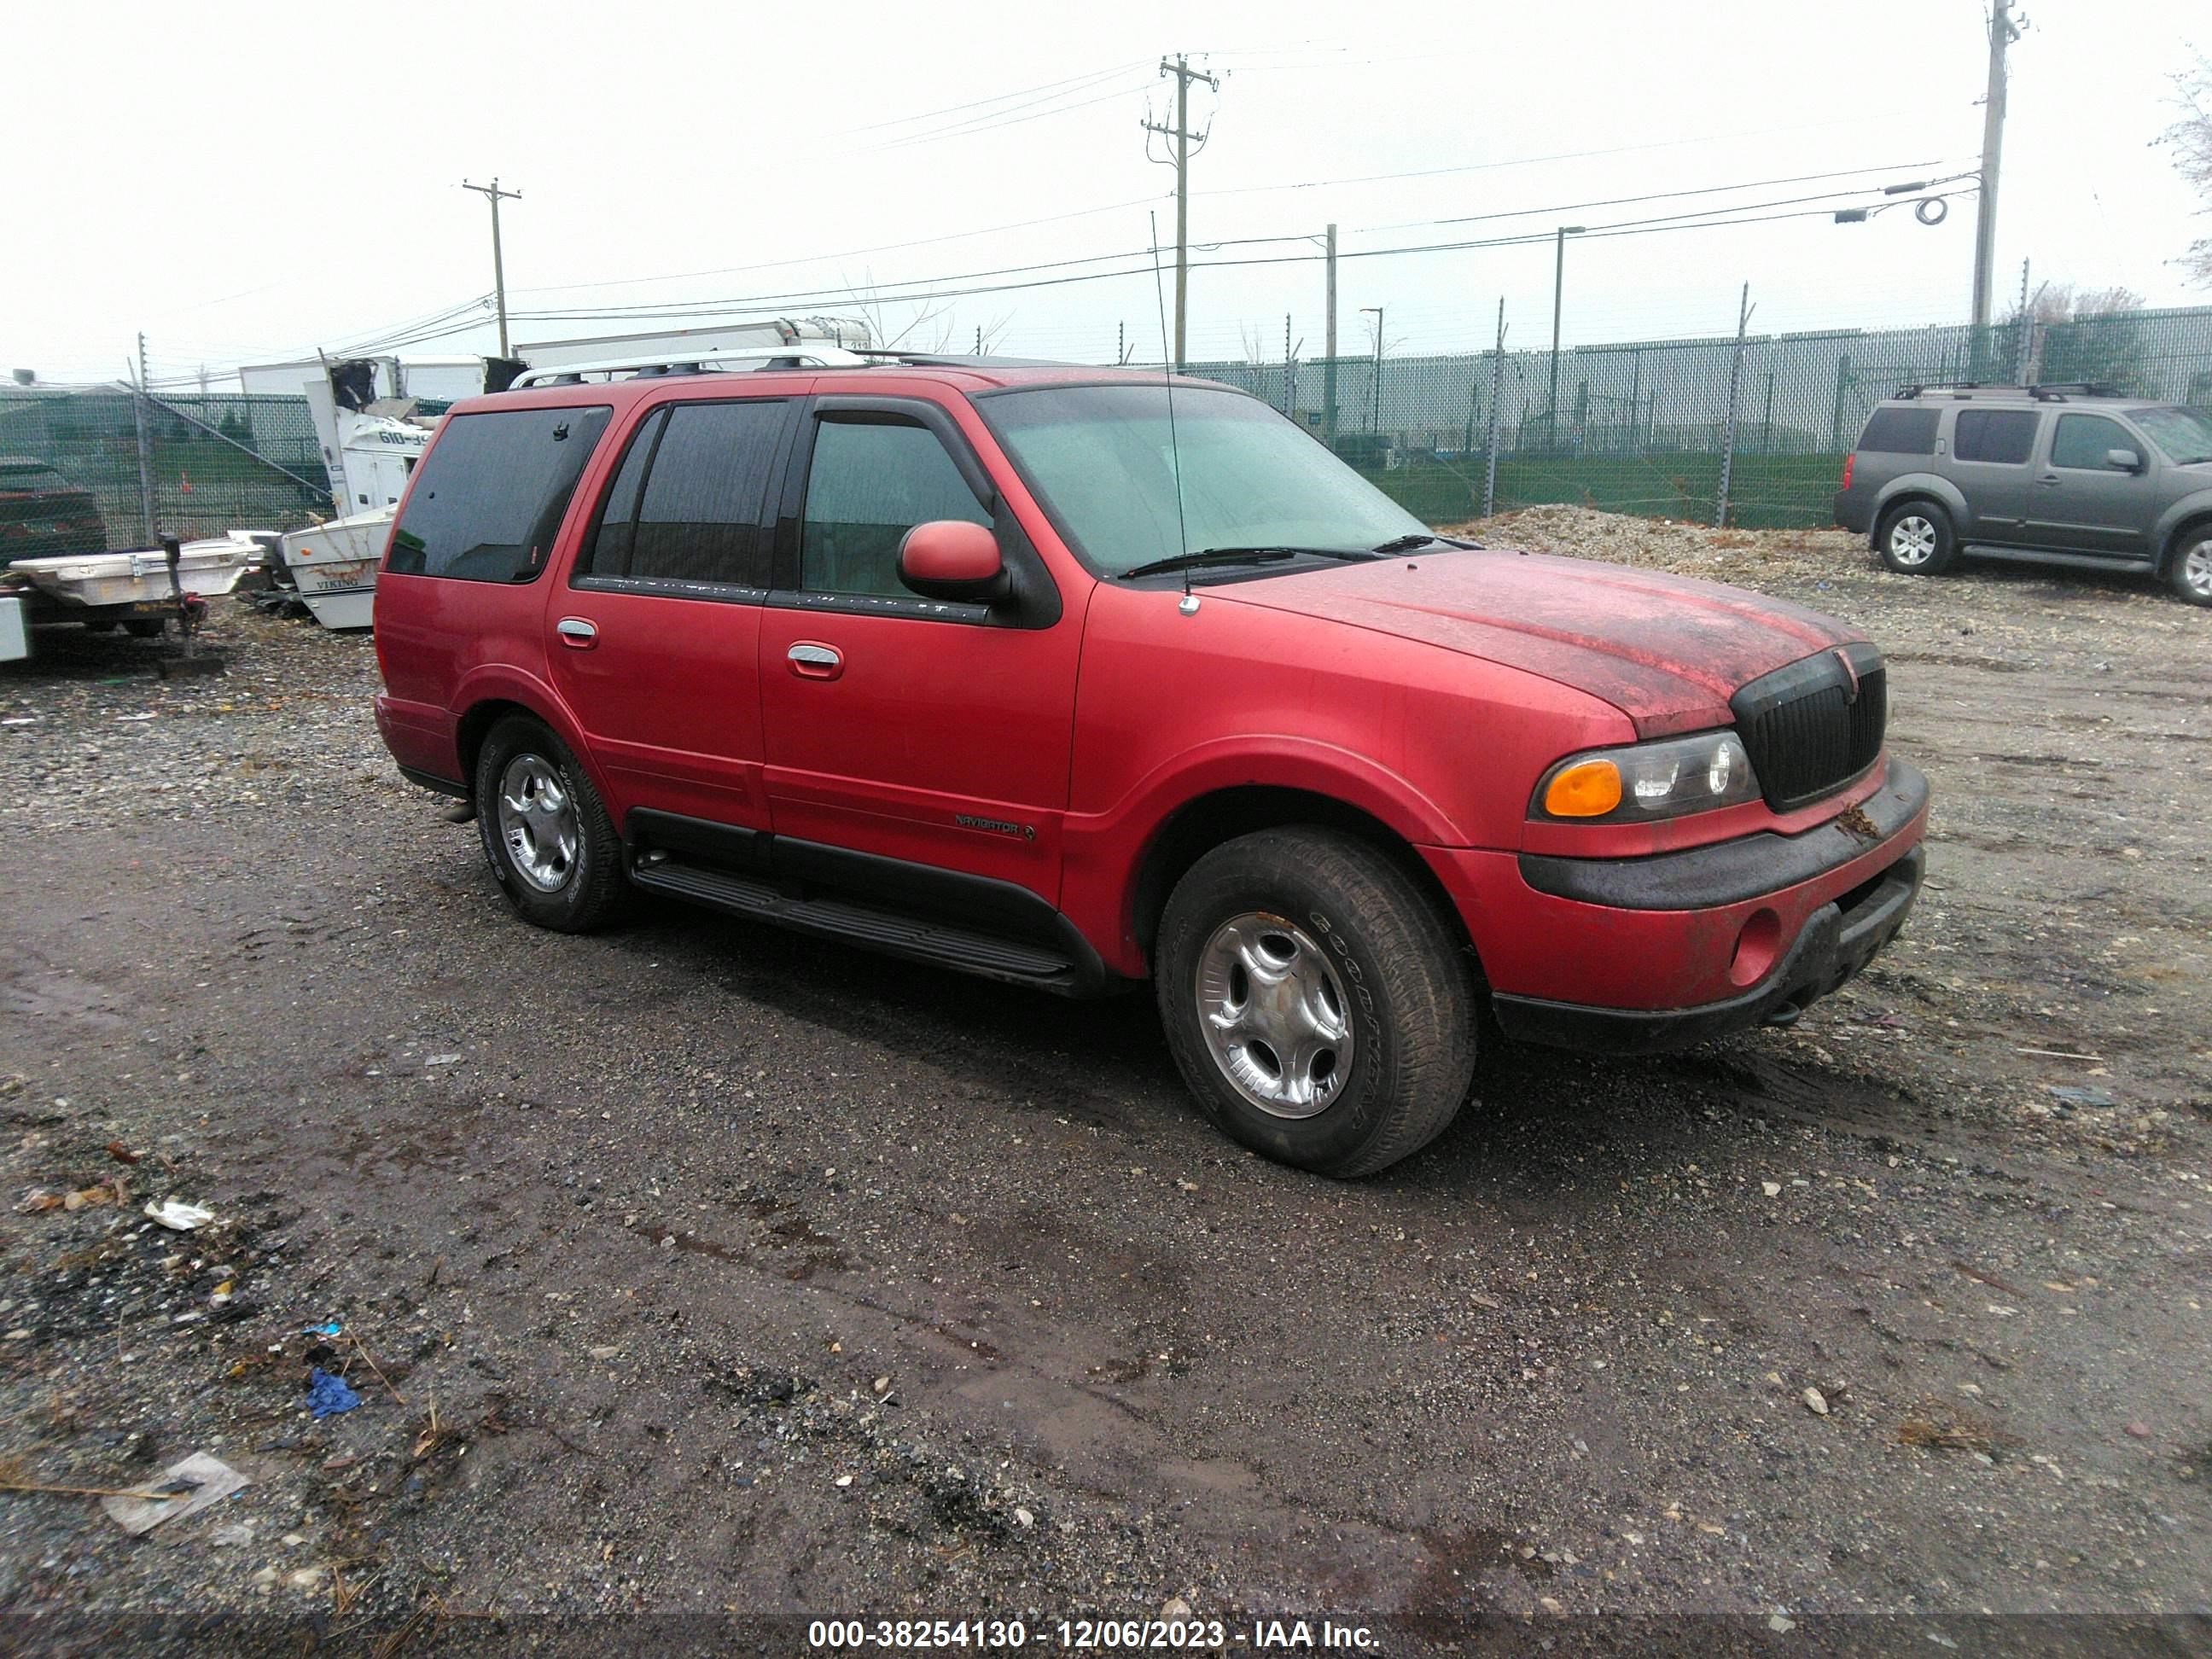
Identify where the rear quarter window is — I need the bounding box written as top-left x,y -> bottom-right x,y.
1855,406 -> 1941,455
387,405 -> 612,582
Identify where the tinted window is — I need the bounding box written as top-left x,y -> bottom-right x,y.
800,419 -> 988,597
1856,406 -> 1940,454
387,405 -> 611,582
1953,408 -> 2039,465
581,409 -> 664,578
2051,413 -> 2132,470
581,400 -> 783,585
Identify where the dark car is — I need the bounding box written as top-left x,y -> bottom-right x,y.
1833,385 -> 2212,606
0,457 -> 108,566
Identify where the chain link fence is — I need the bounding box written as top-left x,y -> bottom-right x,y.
7,302 -> 2210,553
0,384 -> 331,551
1188,303 -> 2212,529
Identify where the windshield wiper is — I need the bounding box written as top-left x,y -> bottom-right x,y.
1116,545 -> 1382,580
1371,532 -> 1481,554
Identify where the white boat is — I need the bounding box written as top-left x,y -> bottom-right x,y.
9,533 -> 271,611
278,509 -> 388,631
275,356 -> 449,631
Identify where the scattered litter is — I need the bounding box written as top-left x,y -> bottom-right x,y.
114,713 -> 157,723
1768,1612 -> 1796,1634
1761,1181 -> 1782,1197
302,1320 -> 343,1338
588,1345 -> 620,1361
1802,1388 -> 1830,1416
306,1367 -> 363,1418
143,1199 -> 215,1231
424,1054 -> 462,1067
210,1522 -> 255,1547
2015,1046 -> 2103,1062
105,1140 -> 142,1165
2047,1085 -> 2116,1109
100,1452 -> 248,1535
834,1474 -> 853,1488
0,717 -> 36,726
1014,1505 -> 1034,1528
872,1376 -> 892,1395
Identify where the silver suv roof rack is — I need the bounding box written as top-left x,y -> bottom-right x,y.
509,346 -> 876,388
1891,380 -> 2126,403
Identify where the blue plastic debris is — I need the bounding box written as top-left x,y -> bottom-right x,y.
306,1367 -> 362,1418
303,1320 -> 343,1338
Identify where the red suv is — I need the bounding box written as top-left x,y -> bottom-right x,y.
373,359 -> 1926,1176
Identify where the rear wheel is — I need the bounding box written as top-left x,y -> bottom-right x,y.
473,715 -> 628,932
2170,529 -> 2212,608
1876,502 -> 1956,575
1155,828 -> 1477,1178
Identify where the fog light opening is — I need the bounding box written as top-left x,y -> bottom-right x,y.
1730,908 -> 1783,987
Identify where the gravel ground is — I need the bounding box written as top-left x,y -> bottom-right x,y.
0,521 -> 2207,1656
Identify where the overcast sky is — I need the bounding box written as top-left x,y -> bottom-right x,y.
9,0 -> 2204,388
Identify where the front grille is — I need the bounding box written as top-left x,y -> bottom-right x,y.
1730,643 -> 1887,812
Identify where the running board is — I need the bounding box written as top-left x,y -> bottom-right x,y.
630,854 -> 1080,987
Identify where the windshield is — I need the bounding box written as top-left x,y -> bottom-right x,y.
2134,405 -> 2212,466
978,383 -> 1426,576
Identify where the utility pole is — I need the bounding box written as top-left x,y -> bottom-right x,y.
1142,55 -> 1220,370
1971,0 -> 2022,331
1715,282 -> 1755,529
1547,225 -> 1586,448
1359,306 -> 1384,440
1323,223 -> 1338,442
130,333 -> 157,545
461,178 -> 522,357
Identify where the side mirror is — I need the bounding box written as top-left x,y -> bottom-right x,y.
2107,447 -> 2145,473
898,520 -> 1008,602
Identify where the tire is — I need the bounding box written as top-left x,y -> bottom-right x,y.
1876,501 -> 1957,576
2169,529 -> 2212,608
472,715 -> 628,933
122,618 -> 166,638
1154,827 -> 1477,1178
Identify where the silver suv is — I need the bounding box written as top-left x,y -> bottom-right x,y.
1833,384 -> 2212,607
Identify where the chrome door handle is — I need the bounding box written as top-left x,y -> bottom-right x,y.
556,616 -> 598,648
787,641 -> 843,680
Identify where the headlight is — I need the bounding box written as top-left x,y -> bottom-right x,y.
1531,731 -> 1761,824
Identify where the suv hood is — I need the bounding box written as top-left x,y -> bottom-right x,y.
1217,548 -> 1860,736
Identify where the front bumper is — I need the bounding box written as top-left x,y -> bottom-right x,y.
1423,759 -> 1929,1057
1490,843 -> 1922,1054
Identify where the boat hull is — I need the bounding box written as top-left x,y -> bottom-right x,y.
281,511 -> 389,632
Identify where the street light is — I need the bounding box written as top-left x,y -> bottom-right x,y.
1547,225 -> 1586,450
1359,306 -> 1383,445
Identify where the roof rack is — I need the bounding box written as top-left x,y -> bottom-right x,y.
1891,380 -> 2127,403
507,347 -> 875,388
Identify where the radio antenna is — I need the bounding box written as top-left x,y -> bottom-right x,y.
1148,212 -> 1192,591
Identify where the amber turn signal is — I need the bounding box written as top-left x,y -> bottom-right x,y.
1542,759 -> 1623,818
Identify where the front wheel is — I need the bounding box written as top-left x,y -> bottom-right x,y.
2170,530 -> 2212,608
1877,502 -> 1957,575
1155,828 -> 1477,1178
473,715 -> 628,932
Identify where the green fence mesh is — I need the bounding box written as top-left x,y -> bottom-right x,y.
0,385 -> 331,550
1185,304 -> 2212,529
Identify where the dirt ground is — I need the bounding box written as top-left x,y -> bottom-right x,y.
0,516 -> 2207,1656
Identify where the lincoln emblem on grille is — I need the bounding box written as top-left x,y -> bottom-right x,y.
1833,647 -> 1861,703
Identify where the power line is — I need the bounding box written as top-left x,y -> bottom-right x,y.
505,172 -> 1963,329
840,59 -> 1150,136
849,73 -> 1156,154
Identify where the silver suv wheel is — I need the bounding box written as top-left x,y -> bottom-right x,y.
1887,515 -> 1939,568
2182,541 -> 2212,602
